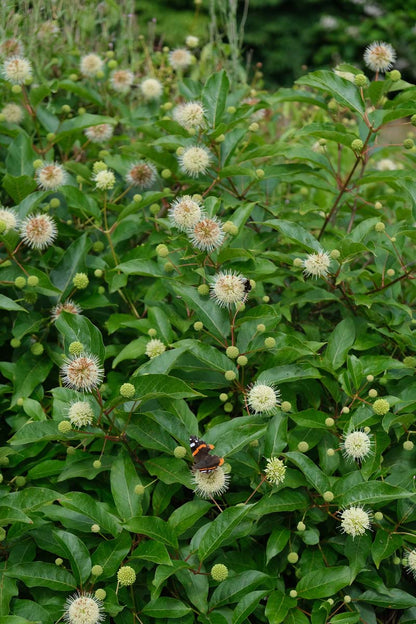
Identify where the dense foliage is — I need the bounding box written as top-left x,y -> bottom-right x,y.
0,7 -> 416,624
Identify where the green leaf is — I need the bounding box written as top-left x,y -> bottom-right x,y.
112,337 -> 147,368
371,530 -> 403,569
0,295 -> 27,312
264,219 -> 322,253
91,532 -> 131,580
266,527 -> 290,563
5,133 -> 37,176
50,233 -> 89,296
124,516 -> 178,548
296,566 -> 351,599
330,614 -> 360,624
340,482 -> 412,506
258,364 -> 321,384
110,451 -> 142,521
130,374 -> 203,401
198,505 -> 252,561
142,597 -> 192,618
0,564 -> 18,617
296,70 -> 365,114
116,259 -> 165,277
285,451 -> 330,494
168,283 -> 229,339
202,70 -> 230,128
264,413 -> 288,456
254,490 -> 309,516
360,589 -> 416,609
55,113 -> 115,139
2,174 -> 37,203
131,541 -> 171,565
344,534 -> 372,581
58,80 -> 103,106
210,570 -> 271,608
325,318 -> 355,370
0,506 -> 32,526
55,311 -> 105,361
5,562 -> 76,591
61,492 -> 122,536
233,591 -> 269,624
9,422 -> 60,445
168,500 -> 212,536
265,590 -> 296,624
144,457 -> 193,488
53,530 -> 92,585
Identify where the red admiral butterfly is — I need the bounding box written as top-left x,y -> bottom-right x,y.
190,435 -> 224,473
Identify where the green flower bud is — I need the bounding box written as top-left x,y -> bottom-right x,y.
93,241 -> 105,252
95,589 -> 106,600
403,138 -> 414,150
297,441 -> 309,453
330,249 -> 340,260
117,565 -> 136,586
108,59 -> 117,69
351,138 -> 364,152
133,193 -> 142,203
61,104 -> 71,114
120,383 -> 135,398
197,284 -> 210,296
211,563 -> 229,581
368,388 -> 378,398
193,321 -> 203,331
93,460 -> 102,469
280,401 -> 291,412
373,398 -> 389,415
287,552 -> 299,564
174,446 -> 187,459
289,589 -> 298,598
134,484 -> 145,495
91,564 -> 103,576
27,275 -> 39,287
66,446 -> 76,455
325,417 -> 334,427
297,521 -> 306,531
55,557 -> 63,566
354,74 -> 367,87
224,370 -> 236,381
58,420 -> 72,434
31,343 -> 44,356
91,524 -> 100,533
215,134 -> 225,143
327,448 -> 335,457
156,244 -> 169,257
256,323 -> 266,332
264,337 -> 276,348
249,122 -> 259,132
10,338 -> 21,348
14,276 -> 26,289
323,491 -> 334,502
389,70 -> 401,82
222,221 -> 238,235
11,84 -> 22,94
147,328 -> 157,337
15,475 -> 26,487
72,272 -> 89,289
68,341 -> 84,356
224,402 -> 233,412
227,106 -> 236,114
226,346 -> 239,359
403,440 -> 414,451
237,355 -> 248,366
374,511 -> 383,521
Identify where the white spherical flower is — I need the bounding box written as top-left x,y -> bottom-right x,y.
188,217 -> 224,252
36,162 -> 67,190
340,506 -> 372,538
140,77 -> 163,100
179,145 -> 212,177
186,35 -> 199,49
145,339 -> 166,359
405,549 -> 416,578
169,195 -> 203,231
303,251 -> 331,279
68,401 -> 94,428
61,354 -> 104,392
84,124 -> 113,144
247,382 -> 280,414
265,457 -> 286,485
192,467 -> 230,499
169,48 -> 192,70
210,271 -> 247,307
363,41 -> 396,73
0,208 -> 18,233
173,101 -> 205,130
51,300 -> 82,321
376,158 -> 398,171
1,103 -> 24,123
110,69 -> 134,94
93,169 -> 116,190
3,56 -> 32,84
80,53 -> 104,78
20,214 -> 57,249
126,161 -> 156,188
64,592 -> 104,624
342,430 -> 372,461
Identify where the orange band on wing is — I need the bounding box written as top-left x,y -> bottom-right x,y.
192,444 -> 208,456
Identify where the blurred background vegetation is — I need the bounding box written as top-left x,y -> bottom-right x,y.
3,0 -> 416,87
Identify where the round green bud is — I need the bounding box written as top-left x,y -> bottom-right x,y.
98,150 -> 109,159
46,132 -> 56,142
96,70 -> 104,79
150,204 -> 160,215
224,402 -> 233,413
15,475 -> 26,487
55,557 -> 63,566
24,291 -> 37,304
219,393 -> 228,402
386,268 -> 394,278
287,552 -> 299,564
161,169 -> 171,179
393,556 -> 401,565
323,491 -> 334,502
78,107 -> 86,115
211,563 -> 229,581
403,138 -> 414,150
68,341 -> 84,356
11,84 -> 22,94
72,272 -> 89,289
10,338 -> 21,348
14,276 -> 26,289
156,244 -> 169,257
325,417 -> 335,427
0,457 -> 9,466
374,511 -> 383,521
98,286 -> 105,295
31,343 -> 44,356
94,269 -> 103,278
293,257 -> 303,268
108,59 -> 117,69
95,589 -> 106,600
256,323 -> 266,333
27,275 -> 39,287
93,460 -> 102,469
297,521 -> 306,531
61,104 -> 71,114
198,284 -> 210,296
264,337 -> 276,348
164,261 -> 174,273
343,594 -> 352,603
364,426 -> 371,434
327,598 -> 334,606
389,70 -> 401,82
69,73 -> 78,81
131,193 -> 142,204
255,168 -> 265,179
373,398 -> 389,415
368,388 -> 378,398
117,565 -> 136,586
341,406 -> 350,414
262,296 -> 270,304
58,420 -> 72,433
224,370 -> 236,381
17,397 -> 24,406
215,134 -> 225,143
134,484 -> 145,495
366,374 -> 374,382
93,241 -> 105,252
91,524 -> 100,533
226,346 -> 239,359
193,321 -> 203,331
106,50 -> 115,58
227,106 -> 236,114
176,147 -> 185,157
330,249 -> 340,260
66,446 -> 76,455
147,328 -> 157,337
410,114 -> 416,127
280,401 -> 291,412
319,138 -> 327,146
403,440 -> 414,451
374,201 -> 382,210
351,138 -> 364,152
297,441 -> 309,453
289,589 -> 298,598
120,383 -> 135,398
249,122 -> 259,132
354,74 -> 367,87
91,564 -> 103,576
174,446 -> 187,459
92,161 -> 108,174
222,221 -> 238,235
237,355 -> 248,366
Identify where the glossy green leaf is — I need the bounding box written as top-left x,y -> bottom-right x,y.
296,566 -> 351,599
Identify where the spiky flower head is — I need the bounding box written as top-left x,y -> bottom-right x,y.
264,457 -> 286,485
179,145 -> 211,177
405,549 -> 416,578
84,124 -> 113,144
192,466 -> 230,499
303,251 -> 331,279
247,382 -> 280,414
126,161 -> 156,188
169,195 -> 203,231
168,48 -> 192,70
80,53 -> 104,77
68,401 -> 95,428
140,77 -> 163,100
36,162 -> 67,190
1,103 -> 24,123
210,271 -> 248,307
173,101 -> 205,130
117,565 -> 136,587
51,300 -> 82,321
211,563 -> 228,581
3,56 -> 32,84
20,214 -> 57,249
340,506 -> 372,538
186,35 -> 199,49
61,354 -> 104,392
342,430 -> 372,461
188,217 -> 224,252
145,339 -> 166,359
93,169 -> 115,190
0,208 -> 18,233
64,592 -> 104,624
110,69 -> 134,93
364,41 -> 396,73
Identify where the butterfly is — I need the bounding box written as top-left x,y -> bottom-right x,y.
189,435 -> 224,473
